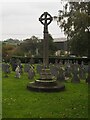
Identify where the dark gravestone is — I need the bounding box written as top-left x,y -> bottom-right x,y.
86,62 -> 90,84
24,64 -> 30,72
57,67 -> 65,82
71,63 -> 80,83
10,58 -> 20,71
29,58 -> 34,65
19,64 -> 23,74
79,64 -> 86,80
16,59 -> 21,66
36,64 -> 43,74
2,63 -> 6,72
64,62 -> 71,78
50,65 -> 58,78
11,62 -> 17,71
28,66 -> 35,79
2,63 -> 10,77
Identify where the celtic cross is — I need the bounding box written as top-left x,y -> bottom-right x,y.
39,12 -> 53,67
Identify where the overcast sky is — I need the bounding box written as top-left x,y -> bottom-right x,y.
0,0 -> 66,41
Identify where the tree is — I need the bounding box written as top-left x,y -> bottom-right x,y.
48,34 -> 57,56
56,2 -> 90,56
17,36 -> 41,57
2,43 -> 16,61
18,35 -> 56,57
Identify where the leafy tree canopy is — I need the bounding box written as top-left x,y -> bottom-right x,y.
56,2 -> 90,56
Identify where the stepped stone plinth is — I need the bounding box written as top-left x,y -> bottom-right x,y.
27,68 -> 65,92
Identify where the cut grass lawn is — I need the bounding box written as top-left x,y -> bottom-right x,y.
0,65 -> 2,119
2,70 -> 88,118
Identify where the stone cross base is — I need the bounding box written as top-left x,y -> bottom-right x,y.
27,68 -> 65,92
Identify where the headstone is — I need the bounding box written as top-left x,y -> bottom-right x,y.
15,66 -> 21,78
28,66 -> 35,79
24,64 -> 30,72
16,59 -> 21,66
29,58 -> 34,65
2,63 -> 10,77
71,63 -> 80,83
2,63 -> 6,72
50,65 -> 59,78
38,60 -> 42,64
59,60 -> 63,68
57,67 -> 65,82
10,58 -> 18,71
12,62 -> 17,71
36,64 -> 43,74
79,63 -> 86,80
86,62 -> 90,84
19,64 -> 23,74
64,61 -> 71,78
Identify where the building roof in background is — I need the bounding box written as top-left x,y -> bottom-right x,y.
53,38 -> 67,42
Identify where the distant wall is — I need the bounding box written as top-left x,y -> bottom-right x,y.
11,56 -> 89,64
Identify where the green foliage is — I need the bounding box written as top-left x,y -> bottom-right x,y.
2,43 -> 16,61
2,69 -> 88,118
58,2 -> 90,56
2,34 -> 57,59
18,36 -> 40,57
48,34 -> 57,56
19,34 -> 56,57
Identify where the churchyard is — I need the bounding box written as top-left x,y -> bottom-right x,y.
2,62 -> 88,118
2,6 -> 89,118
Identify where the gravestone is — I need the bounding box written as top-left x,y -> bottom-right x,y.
15,65 -> 21,78
86,62 -> 90,84
24,64 -> 30,72
50,65 -> 58,78
64,61 -> 71,78
11,61 -> 17,71
28,66 -> 35,79
19,64 -> 23,74
16,59 -> 21,66
57,61 -> 63,70
2,63 -> 6,72
71,63 -> 80,83
79,63 -> 86,80
29,58 -> 34,65
2,63 -> 10,77
57,67 -> 65,82
36,64 -> 43,74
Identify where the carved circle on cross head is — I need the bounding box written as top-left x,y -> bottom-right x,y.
39,12 -> 53,26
